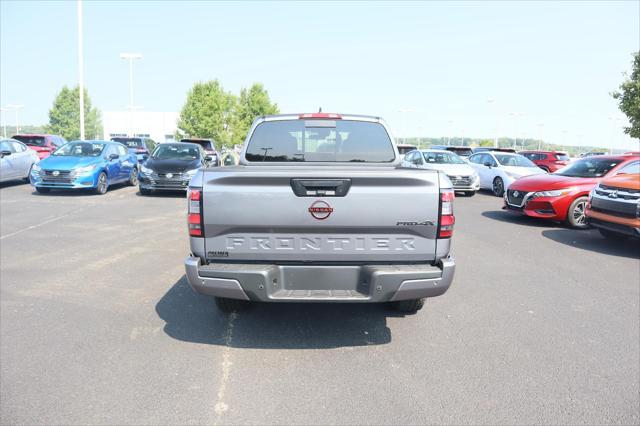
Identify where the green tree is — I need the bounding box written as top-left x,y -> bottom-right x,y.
177,80 -> 236,147
612,52 -> 640,138
46,86 -> 102,140
231,83 -> 279,146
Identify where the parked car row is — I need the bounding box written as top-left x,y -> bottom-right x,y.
401,145 -> 639,240
504,153 -> 639,233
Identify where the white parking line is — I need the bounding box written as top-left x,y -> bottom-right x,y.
213,312 -> 237,424
0,208 -> 84,240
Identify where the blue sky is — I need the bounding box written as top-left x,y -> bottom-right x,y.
1,0 -> 638,149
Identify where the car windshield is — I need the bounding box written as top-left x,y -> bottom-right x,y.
52,142 -> 105,157
447,147 -> 473,157
182,139 -> 213,150
112,138 -> 143,148
152,144 -> 200,160
12,135 -> 46,146
397,145 -> 417,155
495,154 -> 536,167
245,119 -> 394,162
612,161 -> 639,175
422,151 -> 466,164
555,158 -> 624,177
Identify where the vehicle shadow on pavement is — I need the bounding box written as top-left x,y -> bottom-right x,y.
481,210 -> 556,228
135,191 -> 186,198
29,183 -> 132,196
542,229 -> 640,259
156,276 -> 395,349
0,181 -> 29,189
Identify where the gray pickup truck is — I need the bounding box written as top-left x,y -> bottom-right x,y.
184,113 -> 455,314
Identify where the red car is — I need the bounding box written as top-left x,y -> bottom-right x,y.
12,134 -> 67,159
519,150 -> 571,173
503,154 -> 639,228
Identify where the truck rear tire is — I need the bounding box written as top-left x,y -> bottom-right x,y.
215,297 -> 250,313
390,298 -> 424,314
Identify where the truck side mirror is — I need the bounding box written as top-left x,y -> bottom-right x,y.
483,161 -> 492,168
0,150 -> 11,158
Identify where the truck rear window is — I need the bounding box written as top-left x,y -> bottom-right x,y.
112,138 -> 143,148
245,120 -> 395,162
182,139 -> 213,151
13,135 -> 46,146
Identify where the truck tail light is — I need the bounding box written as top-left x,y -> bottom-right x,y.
438,189 -> 455,238
187,188 -> 203,237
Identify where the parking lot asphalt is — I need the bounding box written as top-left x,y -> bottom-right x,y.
1,181 -> 638,425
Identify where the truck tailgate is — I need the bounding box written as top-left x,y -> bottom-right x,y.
200,166 -> 441,263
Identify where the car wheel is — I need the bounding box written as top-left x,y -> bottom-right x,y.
492,177 -> 505,197
128,168 -> 138,186
214,297 -> 250,313
565,196 -> 588,229
35,187 -> 50,194
94,172 -> 109,195
598,228 -> 628,240
390,298 -> 424,314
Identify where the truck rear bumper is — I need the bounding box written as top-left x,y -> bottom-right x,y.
184,256 -> 455,302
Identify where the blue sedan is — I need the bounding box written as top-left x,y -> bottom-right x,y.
30,140 -> 138,194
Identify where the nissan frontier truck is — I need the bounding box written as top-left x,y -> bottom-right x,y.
184,113 -> 455,314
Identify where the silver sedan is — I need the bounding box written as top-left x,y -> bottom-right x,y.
0,138 -> 40,183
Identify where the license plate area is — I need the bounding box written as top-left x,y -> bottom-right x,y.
279,265 -> 369,294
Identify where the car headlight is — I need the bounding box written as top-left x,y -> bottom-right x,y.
471,171 -> 479,180
185,168 -> 199,176
532,188 -> 575,198
32,163 -> 41,172
76,165 -> 97,174
140,165 -> 153,174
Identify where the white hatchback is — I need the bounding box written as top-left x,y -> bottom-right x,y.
467,151 -> 546,196
403,149 -> 480,195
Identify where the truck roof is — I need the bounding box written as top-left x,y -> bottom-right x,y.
258,113 -> 383,122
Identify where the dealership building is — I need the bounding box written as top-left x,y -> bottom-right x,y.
102,111 -> 179,142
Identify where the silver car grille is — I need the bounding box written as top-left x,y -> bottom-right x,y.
591,185 -> 640,218
147,172 -> 190,187
446,175 -> 473,188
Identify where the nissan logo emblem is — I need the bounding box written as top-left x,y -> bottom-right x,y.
308,200 -> 333,220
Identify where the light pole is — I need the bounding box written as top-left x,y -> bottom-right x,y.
509,112 -> 524,150
6,104 -> 24,134
397,108 -> 413,144
77,0 -> 85,140
536,123 -> 544,150
0,108 -> 7,138
487,98 -> 498,147
120,52 -> 143,136
447,120 -> 453,146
